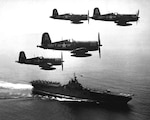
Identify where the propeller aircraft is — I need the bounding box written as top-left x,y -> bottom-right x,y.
16,51 -> 64,70
37,32 -> 102,57
91,8 -> 139,26
50,9 -> 89,24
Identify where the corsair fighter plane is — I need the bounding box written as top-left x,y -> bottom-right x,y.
37,33 -> 102,57
16,51 -> 63,70
50,9 -> 89,24
91,8 -> 139,26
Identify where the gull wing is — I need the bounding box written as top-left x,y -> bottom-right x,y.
71,47 -> 88,55
39,62 -> 53,68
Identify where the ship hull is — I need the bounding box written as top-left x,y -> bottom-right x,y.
31,83 -> 132,105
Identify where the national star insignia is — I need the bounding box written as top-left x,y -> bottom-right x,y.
62,43 -> 66,48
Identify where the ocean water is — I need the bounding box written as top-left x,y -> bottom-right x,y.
0,0 -> 150,120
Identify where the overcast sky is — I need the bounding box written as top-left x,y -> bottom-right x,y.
0,0 -> 150,52
0,0 -> 150,84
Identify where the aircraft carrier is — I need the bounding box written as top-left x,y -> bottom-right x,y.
30,74 -> 133,105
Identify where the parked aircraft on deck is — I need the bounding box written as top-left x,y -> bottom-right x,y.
50,9 -> 89,24
37,32 -> 102,57
16,51 -> 64,70
91,8 -> 139,26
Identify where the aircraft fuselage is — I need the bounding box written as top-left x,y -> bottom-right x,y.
21,57 -> 62,66
50,14 -> 88,22
92,13 -> 117,21
116,14 -> 139,22
92,14 -> 138,22
40,41 -> 99,51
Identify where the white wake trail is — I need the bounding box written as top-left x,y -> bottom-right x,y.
0,81 -> 33,90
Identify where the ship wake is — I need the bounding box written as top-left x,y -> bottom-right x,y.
0,80 -> 33,99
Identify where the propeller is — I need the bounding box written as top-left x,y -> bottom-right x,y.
87,10 -> 90,24
61,52 -> 64,71
136,9 -> 139,17
136,9 -> 140,25
98,33 -> 102,58
136,18 -> 139,25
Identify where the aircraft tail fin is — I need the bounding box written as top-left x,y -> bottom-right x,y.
52,9 -> 58,17
19,51 -> 26,63
93,8 -> 101,17
41,32 -> 51,47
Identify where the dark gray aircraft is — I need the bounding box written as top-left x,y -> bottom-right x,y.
50,9 -> 89,24
91,8 -> 139,26
16,51 -> 63,70
37,33 -> 102,57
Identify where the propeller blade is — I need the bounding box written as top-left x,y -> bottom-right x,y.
136,17 -> 140,25
62,62 -> 63,71
87,10 -> 89,24
61,52 -> 63,61
136,20 -> 138,25
98,33 -> 102,58
61,52 -> 63,71
99,46 -> 101,58
137,9 -> 139,17
98,32 -> 102,46
136,9 -> 139,25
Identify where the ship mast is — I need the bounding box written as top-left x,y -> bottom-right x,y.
73,73 -> 77,81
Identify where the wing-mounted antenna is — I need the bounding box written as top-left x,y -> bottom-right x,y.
98,33 -> 102,58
